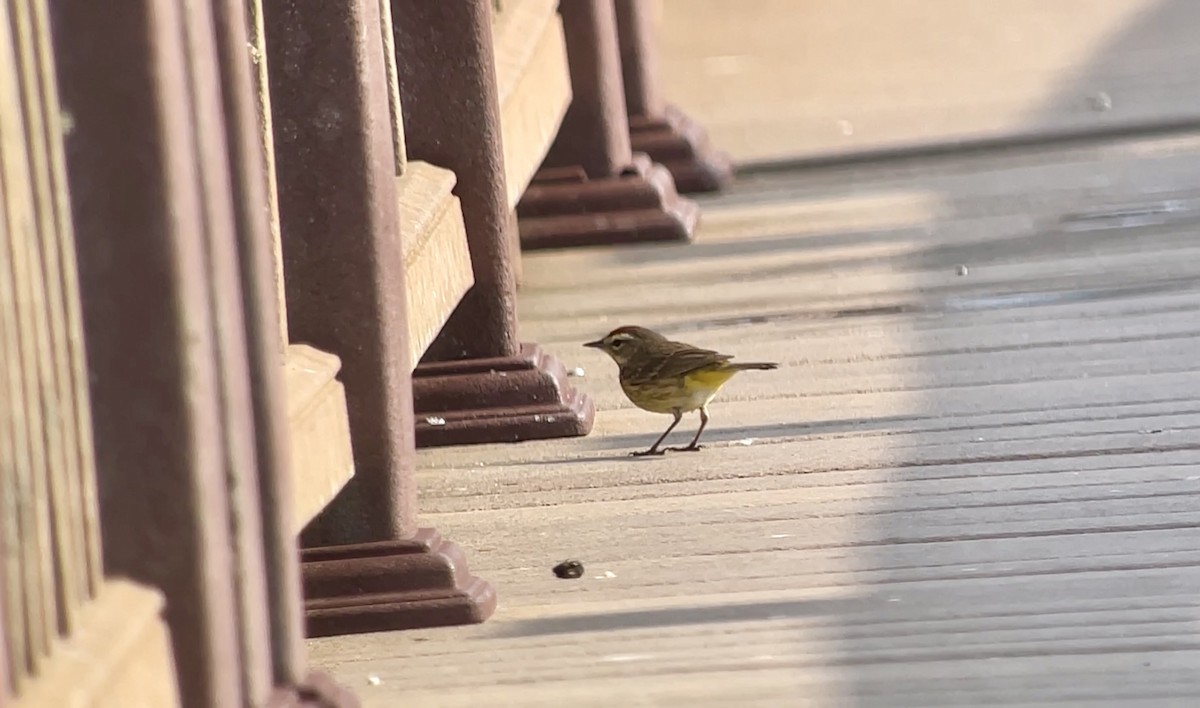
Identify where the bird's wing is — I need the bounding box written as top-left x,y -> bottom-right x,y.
652,344 -> 732,379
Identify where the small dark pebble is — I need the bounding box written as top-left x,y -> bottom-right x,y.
553,560 -> 584,579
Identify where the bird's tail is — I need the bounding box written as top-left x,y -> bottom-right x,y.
728,361 -> 779,371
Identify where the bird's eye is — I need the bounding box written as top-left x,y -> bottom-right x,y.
610,339 -> 623,349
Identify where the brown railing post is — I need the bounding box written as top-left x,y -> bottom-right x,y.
264,0 -> 415,546
542,0 -> 633,179
390,0 -> 596,447
262,0 -> 497,635
614,0 -> 732,193
516,0 -> 698,249
51,0 -> 359,704
54,0 -> 252,702
210,0 -> 346,700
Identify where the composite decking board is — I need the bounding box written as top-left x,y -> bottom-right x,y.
415,387 -> 1200,472
309,131 -> 1200,705
526,289 -> 1200,339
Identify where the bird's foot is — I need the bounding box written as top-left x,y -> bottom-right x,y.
666,444 -> 704,453
630,448 -> 666,457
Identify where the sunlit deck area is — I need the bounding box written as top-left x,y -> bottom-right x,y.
309,130 -> 1200,706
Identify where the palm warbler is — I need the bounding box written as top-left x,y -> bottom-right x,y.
584,325 -> 778,456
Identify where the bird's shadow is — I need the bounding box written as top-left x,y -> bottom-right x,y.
519,413 -> 925,467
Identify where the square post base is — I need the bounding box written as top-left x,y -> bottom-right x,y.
302,529 -> 497,638
517,154 -> 699,250
413,343 -> 595,447
630,104 -> 734,194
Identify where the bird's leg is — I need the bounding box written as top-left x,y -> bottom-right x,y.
632,410 -> 682,456
669,406 -> 709,452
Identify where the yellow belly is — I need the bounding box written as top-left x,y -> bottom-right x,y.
622,368 -> 738,414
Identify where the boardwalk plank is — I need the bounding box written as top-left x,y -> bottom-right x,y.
310,131 -> 1200,705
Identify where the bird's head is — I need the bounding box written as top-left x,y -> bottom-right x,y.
583,325 -> 667,367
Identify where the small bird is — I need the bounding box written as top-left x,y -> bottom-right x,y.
584,325 -> 779,456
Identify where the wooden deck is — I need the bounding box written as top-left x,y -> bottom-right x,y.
654,0 -> 1200,163
308,131 -> 1200,706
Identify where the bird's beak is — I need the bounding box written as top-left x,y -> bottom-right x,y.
582,339 -> 604,349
